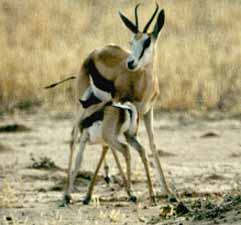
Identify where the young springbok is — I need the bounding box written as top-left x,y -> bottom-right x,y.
62,100 -> 155,206
74,3 -> 172,196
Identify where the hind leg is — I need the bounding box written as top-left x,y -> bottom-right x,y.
110,146 -> 136,202
102,107 -> 135,201
125,134 -> 156,205
104,134 -> 135,201
83,145 -> 109,205
61,131 -> 88,207
103,155 -> 111,186
61,125 -> 79,206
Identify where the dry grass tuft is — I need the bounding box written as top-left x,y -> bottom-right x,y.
99,209 -> 125,223
0,0 -> 240,112
0,177 -> 18,208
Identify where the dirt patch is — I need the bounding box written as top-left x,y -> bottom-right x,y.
28,155 -> 60,170
0,123 -> 31,133
0,143 -> 13,153
200,131 -> 220,138
149,194 -> 241,224
205,174 -> 226,181
229,152 -> 241,158
149,149 -> 176,158
0,112 -> 240,225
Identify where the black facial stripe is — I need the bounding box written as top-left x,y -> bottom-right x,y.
139,38 -> 151,60
85,58 -> 116,97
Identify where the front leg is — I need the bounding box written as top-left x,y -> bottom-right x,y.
143,107 -> 172,196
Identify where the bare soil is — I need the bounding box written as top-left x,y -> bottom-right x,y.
0,110 -> 240,225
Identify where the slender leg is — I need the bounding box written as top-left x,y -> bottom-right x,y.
103,153 -> 111,186
125,134 -> 156,205
61,131 -> 88,206
65,127 -> 78,189
144,108 -> 172,195
103,142 -> 131,189
110,148 -> 136,202
83,146 -> 109,204
64,109 -> 87,197
109,141 -> 131,190
102,109 -> 135,201
123,148 -> 131,190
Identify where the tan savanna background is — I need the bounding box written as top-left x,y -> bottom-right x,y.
0,0 -> 240,113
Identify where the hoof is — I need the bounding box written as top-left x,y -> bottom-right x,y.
59,194 -> 72,207
104,176 -> 111,185
168,194 -> 178,203
83,195 -> 91,205
150,196 -> 157,206
156,190 -> 177,201
129,195 -> 137,203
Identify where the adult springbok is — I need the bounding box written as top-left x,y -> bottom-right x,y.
70,3 -> 172,198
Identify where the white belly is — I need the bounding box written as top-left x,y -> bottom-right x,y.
87,121 -> 104,144
90,77 -> 112,101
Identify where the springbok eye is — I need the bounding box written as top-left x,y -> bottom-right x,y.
143,38 -> 151,48
138,37 -> 151,60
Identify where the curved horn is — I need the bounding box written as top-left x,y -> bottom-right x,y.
135,3 -> 141,31
143,3 -> 159,33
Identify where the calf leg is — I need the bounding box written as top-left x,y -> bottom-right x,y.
106,138 -> 136,202
103,156 -> 111,185
83,145 -> 109,204
110,147 -> 136,202
84,144 -> 135,204
125,134 -> 156,205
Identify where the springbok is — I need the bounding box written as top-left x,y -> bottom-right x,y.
62,100 -> 155,206
74,3 -> 172,195
46,3 -> 173,205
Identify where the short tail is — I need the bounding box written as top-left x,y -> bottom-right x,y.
44,75 -> 77,89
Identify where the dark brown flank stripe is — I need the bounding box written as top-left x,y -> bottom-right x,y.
85,58 -> 116,97
80,102 -> 112,130
79,93 -> 102,108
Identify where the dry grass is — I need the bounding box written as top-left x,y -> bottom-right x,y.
0,0 -> 240,112
0,177 -> 18,208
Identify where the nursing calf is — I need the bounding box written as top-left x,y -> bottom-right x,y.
62,100 -> 155,206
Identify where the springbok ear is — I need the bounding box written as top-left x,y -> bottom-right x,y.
152,9 -> 165,39
119,12 -> 138,33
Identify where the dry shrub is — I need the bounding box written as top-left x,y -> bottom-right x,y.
0,0 -> 240,112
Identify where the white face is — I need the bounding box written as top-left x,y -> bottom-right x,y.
127,33 -> 153,71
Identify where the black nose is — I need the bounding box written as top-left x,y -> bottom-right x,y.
128,60 -> 135,69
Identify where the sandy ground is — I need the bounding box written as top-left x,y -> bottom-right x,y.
0,110 -> 240,225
